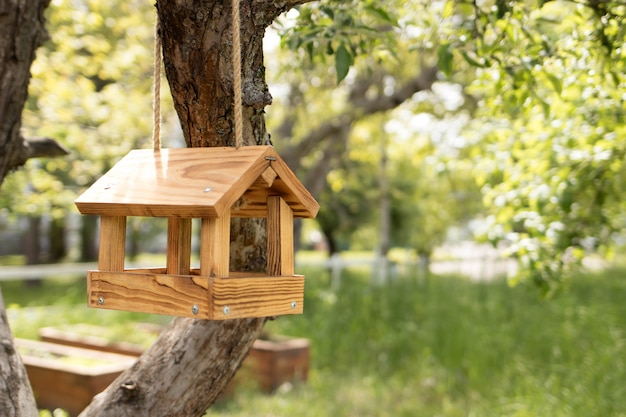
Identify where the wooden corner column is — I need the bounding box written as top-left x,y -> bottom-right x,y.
267,196 -> 294,276
200,213 -> 231,277
167,218 -> 192,275
98,216 -> 127,272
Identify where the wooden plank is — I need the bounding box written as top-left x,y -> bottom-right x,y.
166,217 -> 192,275
267,196 -> 294,276
75,147 -> 273,218
200,213 -> 230,277
269,156 -> 320,218
211,275 -> 304,319
88,270 -> 212,319
98,216 -> 126,272
231,185 -> 317,218
87,270 -> 304,319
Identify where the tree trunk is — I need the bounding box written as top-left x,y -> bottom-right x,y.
22,216 -> 43,288
374,131 -> 390,285
22,216 -> 42,266
0,289 -> 39,416
48,215 -> 66,263
0,0 -> 52,186
80,1 -> 313,415
0,1 -> 52,409
80,215 -> 99,262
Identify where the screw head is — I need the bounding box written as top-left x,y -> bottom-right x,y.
203,187 -> 212,192
191,305 -> 199,315
98,297 -> 104,305
223,306 -> 230,315
291,301 -> 297,310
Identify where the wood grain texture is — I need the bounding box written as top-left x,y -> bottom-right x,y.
211,275 -> 304,319
87,270 -> 304,320
201,213 -> 230,277
75,146 -> 319,219
252,166 -> 277,188
267,196 -> 294,276
88,270 -> 211,319
98,216 -> 126,272
167,217 -> 192,275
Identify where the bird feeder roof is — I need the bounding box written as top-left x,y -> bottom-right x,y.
75,146 -> 319,219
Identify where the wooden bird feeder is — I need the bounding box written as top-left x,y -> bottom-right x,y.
75,146 -> 319,320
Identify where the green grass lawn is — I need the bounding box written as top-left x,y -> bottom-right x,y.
3,265 -> 626,416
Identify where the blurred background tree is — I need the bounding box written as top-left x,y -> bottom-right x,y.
1,0 -> 176,264
1,0 -> 623,293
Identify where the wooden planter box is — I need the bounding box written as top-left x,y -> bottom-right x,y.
16,338 -> 137,416
39,325 -> 310,393
39,323 -> 159,356
245,336 -> 310,392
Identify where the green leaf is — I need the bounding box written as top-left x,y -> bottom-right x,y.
437,43 -> 454,77
364,5 -> 397,25
460,51 -> 486,68
442,0 -> 454,18
320,6 -> 334,19
335,43 -> 352,83
545,72 -> 562,95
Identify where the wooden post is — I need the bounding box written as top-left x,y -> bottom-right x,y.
166,218 -> 192,275
267,196 -> 294,276
98,216 -> 126,272
200,213 -> 231,277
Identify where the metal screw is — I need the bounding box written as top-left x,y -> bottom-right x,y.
223,306 -> 230,315
203,187 -> 212,192
291,301 -> 297,310
191,305 -> 199,315
98,297 -> 104,305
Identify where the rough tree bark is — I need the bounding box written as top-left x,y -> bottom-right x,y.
0,0 -> 67,187
0,289 -> 38,416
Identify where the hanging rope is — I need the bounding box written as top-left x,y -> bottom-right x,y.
152,18 -> 162,151
232,0 -> 244,148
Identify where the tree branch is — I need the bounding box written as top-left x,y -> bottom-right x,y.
79,317 -> 266,416
281,65 -> 439,171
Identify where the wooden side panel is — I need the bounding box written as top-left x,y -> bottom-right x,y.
211,275 -> 304,319
98,216 -> 126,272
200,213 -> 230,277
166,217 -> 192,275
88,270 -> 212,319
230,184 -> 316,218
267,196 -> 294,276
87,270 -> 304,320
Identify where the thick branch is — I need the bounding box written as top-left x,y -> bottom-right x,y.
281,65 -> 439,170
79,317 -> 266,417
22,137 -> 69,159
